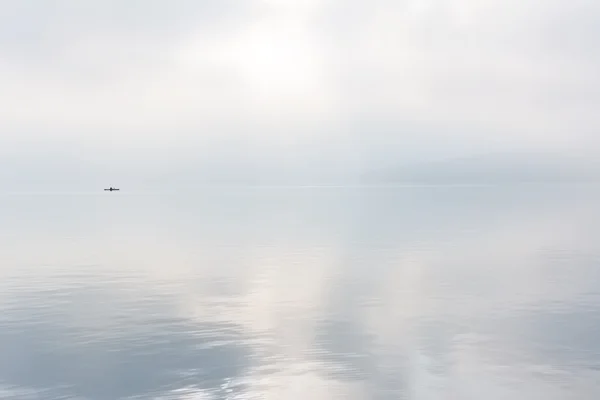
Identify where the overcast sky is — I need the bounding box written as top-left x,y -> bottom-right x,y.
1,0 -> 599,178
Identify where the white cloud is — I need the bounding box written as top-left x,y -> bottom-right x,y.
1,0 -> 599,165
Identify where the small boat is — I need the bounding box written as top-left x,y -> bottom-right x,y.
104,187 -> 120,191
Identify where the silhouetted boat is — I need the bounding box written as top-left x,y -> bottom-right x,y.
104,187 -> 120,191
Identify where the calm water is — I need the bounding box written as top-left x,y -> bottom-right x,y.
1,186 -> 600,399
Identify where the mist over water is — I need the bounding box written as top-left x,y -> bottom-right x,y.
1,186 -> 600,399
3,1 -> 600,397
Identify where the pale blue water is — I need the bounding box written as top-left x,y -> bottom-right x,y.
1,186 -> 600,399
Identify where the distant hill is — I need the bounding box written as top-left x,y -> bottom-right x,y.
362,152 -> 600,184
2,151 -> 599,191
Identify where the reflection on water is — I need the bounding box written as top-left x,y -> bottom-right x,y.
1,186 -> 600,399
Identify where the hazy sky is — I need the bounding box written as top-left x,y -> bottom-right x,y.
1,0 -> 599,175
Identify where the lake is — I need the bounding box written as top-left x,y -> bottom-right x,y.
1,186 -> 599,399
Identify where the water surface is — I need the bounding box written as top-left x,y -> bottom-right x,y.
1,186 -> 600,399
